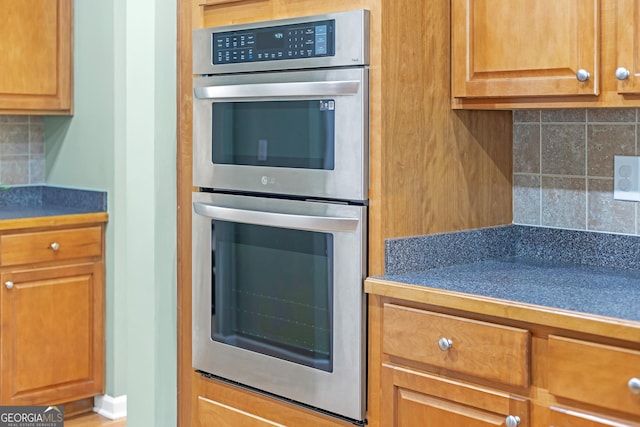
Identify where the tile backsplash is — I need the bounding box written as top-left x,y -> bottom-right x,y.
514,108 -> 640,235
0,115 -> 45,185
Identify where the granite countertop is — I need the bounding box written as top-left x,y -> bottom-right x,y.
0,185 -> 107,220
381,225 -> 640,323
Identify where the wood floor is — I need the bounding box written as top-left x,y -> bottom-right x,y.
65,412 -> 126,426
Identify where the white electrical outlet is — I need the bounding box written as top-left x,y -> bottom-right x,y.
614,155 -> 640,201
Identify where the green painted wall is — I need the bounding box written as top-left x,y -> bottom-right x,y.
44,0 -> 177,425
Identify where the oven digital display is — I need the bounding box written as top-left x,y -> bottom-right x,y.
212,19 -> 335,64
257,30 -> 285,50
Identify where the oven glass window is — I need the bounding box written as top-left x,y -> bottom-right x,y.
212,100 -> 335,169
211,220 -> 333,372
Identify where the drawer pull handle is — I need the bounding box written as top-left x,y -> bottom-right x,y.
50,242 -> 60,251
438,337 -> 453,352
616,67 -> 631,81
5,281 -> 14,289
505,415 -> 521,427
629,377 -> 640,394
576,69 -> 590,82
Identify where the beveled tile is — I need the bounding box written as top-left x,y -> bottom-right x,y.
513,174 -> 540,225
587,108 -> 637,123
0,115 -> 29,124
587,178 -> 636,234
541,124 -> 586,176
587,124 -> 636,177
513,110 -> 540,123
1,156 -> 29,185
513,124 -> 540,174
0,124 -> 28,146
541,176 -> 586,229
541,109 -> 586,122
29,158 -> 45,184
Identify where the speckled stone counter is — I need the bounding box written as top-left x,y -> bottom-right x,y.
381,225 -> 640,322
0,185 -> 107,220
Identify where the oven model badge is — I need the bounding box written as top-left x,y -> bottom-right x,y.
261,175 -> 276,186
319,100 -> 335,111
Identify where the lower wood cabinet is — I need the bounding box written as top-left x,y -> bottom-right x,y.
0,220 -> 105,406
365,280 -> 640,427
193,373 -> 357,427
382,364 -> 528,427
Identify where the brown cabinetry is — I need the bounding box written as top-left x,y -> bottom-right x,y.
366,278 -> 640,427
548,335 -> 640,423
382,366 -> 528,427
0,221 -> 105,406
452,0 -> 640,108
192,374 -> 355,427
376,301 -> 530,427
0,0 -> 73,114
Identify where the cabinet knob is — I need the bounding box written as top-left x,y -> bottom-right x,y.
505,415 -> 521,427
50,242 -> 60,251
629,377 -> 640,394
576,69 -> 591,82
438,337 -> 453,352
615,67 -> 631,80
5,281 -> 14,289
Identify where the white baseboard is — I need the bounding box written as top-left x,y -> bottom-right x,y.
94,394 -> 127,420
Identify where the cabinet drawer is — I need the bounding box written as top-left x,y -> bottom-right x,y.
382,303 -> 530,387
0,226 -> 102,266
548,335 -> 640,418
548,405 -> 640,427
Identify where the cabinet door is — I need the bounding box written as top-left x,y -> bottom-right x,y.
549,406 -> 640,427
381,365 -> 528,427
0,263 -> 104,405
0,0 -> 72,114
616,0 -> 640,94
194,375 -> 355,427
452,0 -> 599,98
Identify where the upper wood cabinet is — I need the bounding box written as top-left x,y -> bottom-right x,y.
617,0 -> 640,94
0,0 -> 73,115
452,0 -> 640,108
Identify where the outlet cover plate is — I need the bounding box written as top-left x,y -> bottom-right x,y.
614,155 -> 640,201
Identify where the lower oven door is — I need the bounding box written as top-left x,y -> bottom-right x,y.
192,191 -> 367,421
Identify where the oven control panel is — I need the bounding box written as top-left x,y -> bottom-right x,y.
212,19 -> 335,64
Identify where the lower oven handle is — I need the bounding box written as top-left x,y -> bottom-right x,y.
193,202 -> 359,233
194,80 -> 361,100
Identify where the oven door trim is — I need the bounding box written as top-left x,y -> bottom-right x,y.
192,192 -> 367,421
192,67 -> 369,202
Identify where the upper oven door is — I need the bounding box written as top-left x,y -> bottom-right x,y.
193,67 -> 369,202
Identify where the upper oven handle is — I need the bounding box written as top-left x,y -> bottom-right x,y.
193,202 -> 359,233
194,80 -> 361,100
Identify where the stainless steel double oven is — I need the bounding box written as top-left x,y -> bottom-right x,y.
191,10 -> 369,423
